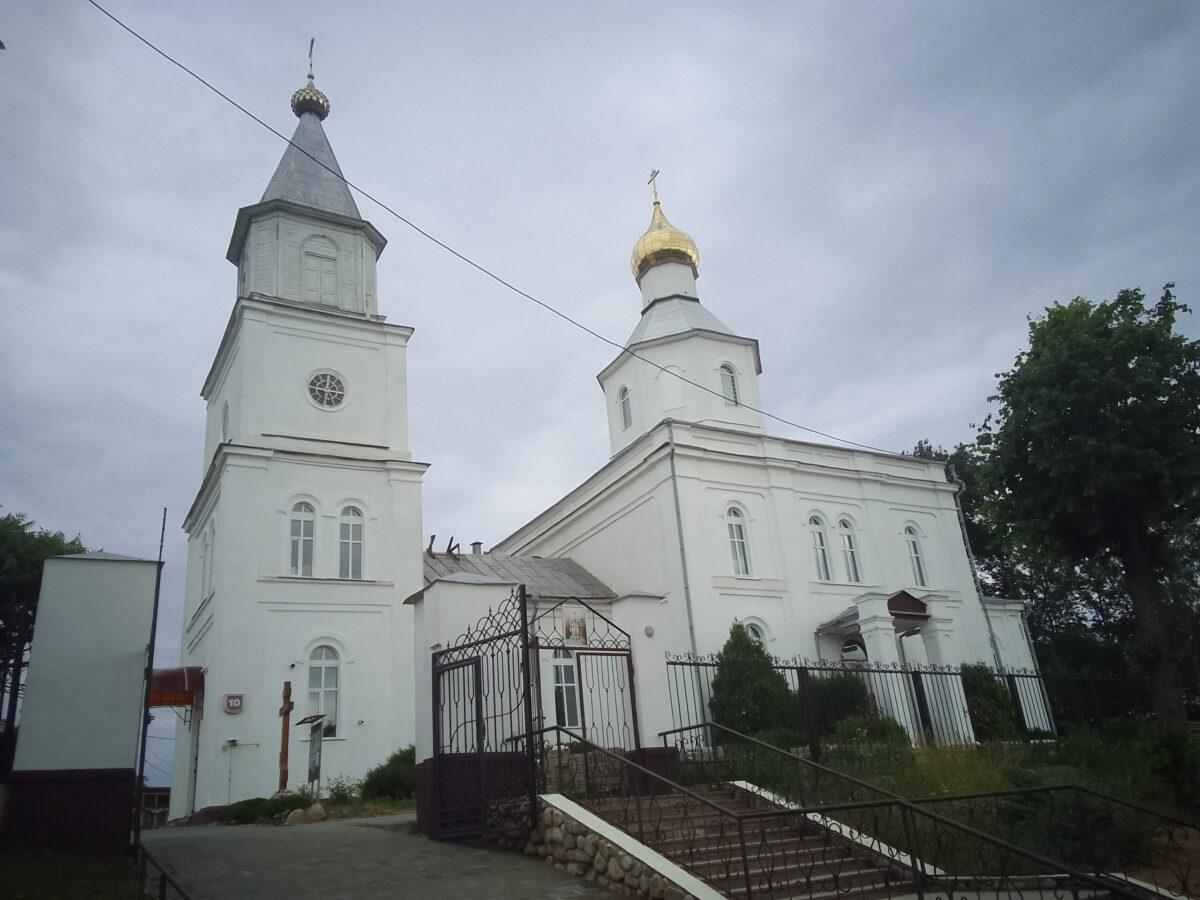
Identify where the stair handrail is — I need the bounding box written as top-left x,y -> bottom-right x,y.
656,722 -> 1143,898
909,783 -> 1199,897
660,721 -> 903,808
541,725 -> 1130,898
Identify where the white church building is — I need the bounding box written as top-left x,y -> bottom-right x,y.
169,74 -> 1038,818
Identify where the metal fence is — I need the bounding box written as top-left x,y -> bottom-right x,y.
666,652 -> 1153,758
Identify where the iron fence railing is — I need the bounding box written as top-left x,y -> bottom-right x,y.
532,723 -> 1131,899
666,652 -> 1155,757
661,722 -> 1195,899
910,785 -> 1200,899
136,842 -> 192,900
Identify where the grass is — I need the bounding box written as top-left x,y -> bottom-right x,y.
321,796 -> 415,821
0,846 -> 135,899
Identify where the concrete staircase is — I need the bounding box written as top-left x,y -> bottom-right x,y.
584,782 -> 909,899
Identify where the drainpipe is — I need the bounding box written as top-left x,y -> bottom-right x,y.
946,463 -> 1005,671
666,421 -> 711,737
667,421 -> 700,659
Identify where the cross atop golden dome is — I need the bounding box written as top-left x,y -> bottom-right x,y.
630,195 -> 699,280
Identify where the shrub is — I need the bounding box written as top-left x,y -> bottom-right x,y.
325,775 -> 362,805
832,715 -> 910,747
709,623 -> 793,737
961,663 -> 1021,741
807,672 -> 870,736
362,746 -> 417,800
753,726 -> 805,751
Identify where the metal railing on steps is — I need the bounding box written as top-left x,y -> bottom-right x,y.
532,724 -> 1130,898
659,721 -> 1197,899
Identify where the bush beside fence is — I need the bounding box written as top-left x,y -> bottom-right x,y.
665,652 -> 1156,756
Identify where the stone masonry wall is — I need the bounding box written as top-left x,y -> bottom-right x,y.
488,798 -> 697,900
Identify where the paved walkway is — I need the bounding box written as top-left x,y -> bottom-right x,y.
143,814 -> 609,899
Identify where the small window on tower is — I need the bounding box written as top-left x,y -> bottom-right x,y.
303,250 -> 338,307
719,364 -> 740,406
308,372 -> 346,409
618,386 -> 632,431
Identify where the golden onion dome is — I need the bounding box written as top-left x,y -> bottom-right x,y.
291,77 -> 331,120
630,201 -> 699,279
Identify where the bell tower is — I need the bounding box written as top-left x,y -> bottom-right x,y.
171,68 -> 427,819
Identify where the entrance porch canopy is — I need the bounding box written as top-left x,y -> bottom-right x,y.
149,667 -> 204,708
814,590 -> 930,638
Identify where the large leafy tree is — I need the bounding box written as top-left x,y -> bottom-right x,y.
0,511 -> 86,770
912,440 -> 1137,672
976,285 -> 1200,727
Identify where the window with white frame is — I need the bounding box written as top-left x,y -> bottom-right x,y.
719,364 -> 739,406
552,649 -> 580,729
290,502 -> 315,576
727,507 -> 751,576
618,386 -> 632,430
838,519 -> 862,583
744,622 -> 765,645
308,645 -> 339,737
809,516 -> 831,581
905,526 -> 928,587
339,507 -> 363,579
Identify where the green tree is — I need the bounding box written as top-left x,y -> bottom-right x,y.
977,285 -> 1200,728
708,622 -> 791,736
0,512 -> 86,770
912,440 -> 1138,673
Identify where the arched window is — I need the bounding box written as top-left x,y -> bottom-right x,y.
339,507 -> 363,580
744,622 -> 765,645
618,386 -> 632,431
727,507 -> 751,576
809,516 -> 831,581
302,238 -> 338,307
290,502 -> 315,577
905,526 -> 928,587
308,645 -> 339,737
552,649 -> 580,729
719,364 -> 740,406
838,519 -> 862,583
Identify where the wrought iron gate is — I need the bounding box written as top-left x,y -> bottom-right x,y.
430,587 -> 637,839
431,587 -> 535,839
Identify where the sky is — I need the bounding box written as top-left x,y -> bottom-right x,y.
3,1 -> 1198,785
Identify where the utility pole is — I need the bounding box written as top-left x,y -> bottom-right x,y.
278,681 -> 294,793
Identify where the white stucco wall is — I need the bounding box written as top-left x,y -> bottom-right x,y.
172,240 -> 425,818
496,420 -> 1005,673
14,555 -> 159,772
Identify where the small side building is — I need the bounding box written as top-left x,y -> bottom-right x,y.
1,552 -> 159,851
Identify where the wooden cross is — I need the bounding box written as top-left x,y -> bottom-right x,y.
278,680 -> 294,793
647,168 -> 660,201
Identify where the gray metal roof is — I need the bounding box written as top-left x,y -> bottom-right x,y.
56,551 -> 156,562
625,296 -> 735,346
423,552 -> 615,600
261,112 -> 360,219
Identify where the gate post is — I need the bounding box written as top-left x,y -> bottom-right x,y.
518,585 -> 538,830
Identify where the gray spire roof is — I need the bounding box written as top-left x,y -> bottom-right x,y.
261,112 -> 361,219
625,296 -> 735,346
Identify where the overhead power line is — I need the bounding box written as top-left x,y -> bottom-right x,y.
85,0 -> 902,457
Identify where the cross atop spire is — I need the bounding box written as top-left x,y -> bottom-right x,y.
647,168 -> 661,202
307,37 -> 315,80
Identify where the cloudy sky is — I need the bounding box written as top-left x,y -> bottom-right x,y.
3,1 -> 1198,782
